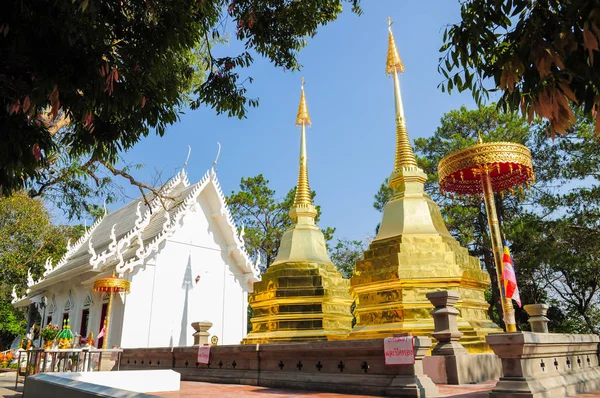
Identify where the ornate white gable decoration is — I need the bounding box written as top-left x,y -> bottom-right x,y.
83,292 -> 93,308
110,167 -> 261,282
90,170 -> 190,274
48,295 -> 56,315
116,169 -> 212,275
64,291 -> 74,312
210,168 -> 262,278
10,286 -> 21,304
45,214 -> 104,277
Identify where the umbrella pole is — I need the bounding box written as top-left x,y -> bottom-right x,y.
103,291 -> 114,349
480,170 -> 517,332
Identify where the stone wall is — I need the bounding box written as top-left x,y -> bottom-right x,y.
119,338 -> 439,397
487,332 -> 600,398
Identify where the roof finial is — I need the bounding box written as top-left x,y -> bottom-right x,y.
293,78 -> 313,210
183,145 -> 192,168
212,142 -> 221,169
477,132 -> 483,145
296,77 -> 311,126
387,18 -> 417,171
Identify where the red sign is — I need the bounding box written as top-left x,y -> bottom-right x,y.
383,336 -> 415,365
197,345 -> 211,364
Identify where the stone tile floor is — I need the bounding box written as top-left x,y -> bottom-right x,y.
153,380 -> 600,398
0,372 -> 23,398
2,372 -> 600,397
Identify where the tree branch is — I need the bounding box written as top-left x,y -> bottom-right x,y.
98,160 -> 172,211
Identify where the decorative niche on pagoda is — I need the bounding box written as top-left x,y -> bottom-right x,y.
242,80 -> 353,344
347,19 -> 501,351
12,166 -> 261,349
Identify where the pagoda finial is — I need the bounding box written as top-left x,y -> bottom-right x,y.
387,17 -> 417,172
296,77 -> 311,126
386,17 -> 405,75
293,78 -> 313,210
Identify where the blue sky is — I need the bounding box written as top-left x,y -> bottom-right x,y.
94,1 -> 480,242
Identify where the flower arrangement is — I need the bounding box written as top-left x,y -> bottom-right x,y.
0,350 -> 14,368
41,324 -> 60,341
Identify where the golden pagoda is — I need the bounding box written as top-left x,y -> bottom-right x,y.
347,19 -> 501,351
242,79 -> 353,344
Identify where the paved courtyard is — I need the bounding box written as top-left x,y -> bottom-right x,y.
154,381 -> 498,397
0,372 -> 22,398
2,372 -> 600,397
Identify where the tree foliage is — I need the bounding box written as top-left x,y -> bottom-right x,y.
227,174 -> 334,270
440,0 -> 600,136
329,238 -> 367,278
0,193 -> 82,349
1,0 -> 361,196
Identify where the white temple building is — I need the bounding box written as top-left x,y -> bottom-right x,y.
12,167 -> 261,348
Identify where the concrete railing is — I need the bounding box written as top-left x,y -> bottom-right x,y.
423,291 -> 502,385
120,338 -> 440,397
487,332 -> 600,397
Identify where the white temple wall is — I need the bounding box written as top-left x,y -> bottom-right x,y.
120,192 -> 248,348
120,257 -> 158,348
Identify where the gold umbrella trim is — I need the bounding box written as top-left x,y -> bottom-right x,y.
93,276 -> 130,293
438,142 -> 534,195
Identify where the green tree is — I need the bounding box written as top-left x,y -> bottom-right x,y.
508,114 -> 600,333
0,193 -> 82,349
1,0 -> 361,196
439,0 -> 600,135
330,238 -> 367,278
227,174 -> 334,270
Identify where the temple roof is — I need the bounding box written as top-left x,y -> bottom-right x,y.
13,168 -> 261,306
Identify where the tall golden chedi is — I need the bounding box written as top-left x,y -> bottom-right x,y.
348,19 -> 501,351
243,79 -> 353,344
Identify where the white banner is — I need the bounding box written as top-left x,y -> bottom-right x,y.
384,336 -> 414,365
197,345 -> 211,364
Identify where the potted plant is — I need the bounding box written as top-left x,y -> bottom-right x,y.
40,324 -> 60,349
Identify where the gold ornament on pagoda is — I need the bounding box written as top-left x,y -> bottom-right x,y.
243,79 -> 353,344
346,18 -> 502,351
438,138 -> 534,332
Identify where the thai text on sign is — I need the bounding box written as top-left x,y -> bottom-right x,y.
197,345 -> 211,364
383,336 -> 414,365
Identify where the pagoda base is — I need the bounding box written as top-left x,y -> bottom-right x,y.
349,234 -> 502,353
242,261 -> 353,345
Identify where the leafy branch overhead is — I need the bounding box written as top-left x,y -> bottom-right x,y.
1,0 -> 361,195
439,1 -> 600,136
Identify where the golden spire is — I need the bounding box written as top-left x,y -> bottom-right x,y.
386,17 -> 405,75
296,77 -> 311,126
293,78 -> 313,209
387,17 -> 417,170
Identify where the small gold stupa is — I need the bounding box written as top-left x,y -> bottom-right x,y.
347,19 -> 501,351
242,79 -> 353,344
